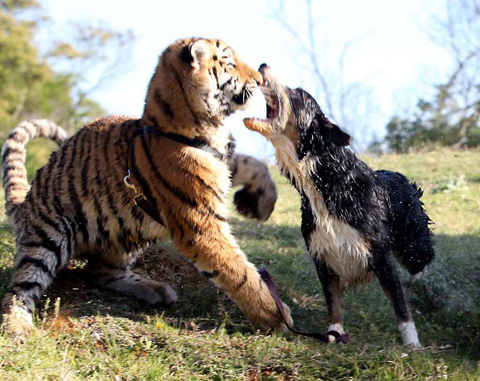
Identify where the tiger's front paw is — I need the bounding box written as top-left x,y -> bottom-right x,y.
278,301 -> 293,333
251,300 -> 294,334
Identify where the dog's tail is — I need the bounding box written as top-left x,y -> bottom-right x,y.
399,183 -> 435,274
378,170 -> 435,275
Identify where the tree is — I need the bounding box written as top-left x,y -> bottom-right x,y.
270,0 -> 377,151
0,0 -> 135,139
383,0 -> 480,152
0,0 -> 67,136
0,0 -> 135,178
47,22 -> 135,132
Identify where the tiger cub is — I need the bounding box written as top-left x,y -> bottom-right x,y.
1,38 -> 292,336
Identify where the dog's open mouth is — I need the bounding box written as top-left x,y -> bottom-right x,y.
259,63 -> 280,123
263,86 -> 280,122
244,64 -> 282,134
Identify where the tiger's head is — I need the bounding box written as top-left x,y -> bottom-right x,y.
141,38 -> 262,139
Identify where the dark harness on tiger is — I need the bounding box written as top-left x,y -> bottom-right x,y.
123,125 -> 227,227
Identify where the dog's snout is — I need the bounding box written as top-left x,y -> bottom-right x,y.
258,63 -> 272,84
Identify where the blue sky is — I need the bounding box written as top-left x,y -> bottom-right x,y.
42,0 -> 452,157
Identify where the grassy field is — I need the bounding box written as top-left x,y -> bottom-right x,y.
0,148 -> 478,380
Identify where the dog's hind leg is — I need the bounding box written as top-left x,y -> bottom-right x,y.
408,271 -> 423,284
314,258 -> 344,342
371,253 -> 420,347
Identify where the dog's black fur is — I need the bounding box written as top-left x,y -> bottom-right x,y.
246,70 -> 435,345
290,87 -> 435,328
298,87 -> 434,340
289,88 -> 434,276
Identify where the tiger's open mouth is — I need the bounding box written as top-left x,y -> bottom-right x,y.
243,64 -> 282,135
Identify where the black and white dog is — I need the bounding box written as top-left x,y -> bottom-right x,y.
244,64 -> 434,347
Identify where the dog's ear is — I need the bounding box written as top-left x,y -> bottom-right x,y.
322,123 -> 353,147
313,110 -> 352,147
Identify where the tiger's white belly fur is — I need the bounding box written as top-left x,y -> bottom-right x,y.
272,134 -> 371,285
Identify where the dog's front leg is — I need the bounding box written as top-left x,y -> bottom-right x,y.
371,253 -> 421,347
314,258 -> 345,342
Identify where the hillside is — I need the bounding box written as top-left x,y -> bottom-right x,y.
0,149 -> 478,380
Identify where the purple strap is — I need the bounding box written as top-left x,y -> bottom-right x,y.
258,267 -> 350,344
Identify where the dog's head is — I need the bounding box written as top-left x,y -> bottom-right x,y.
244,64 -> 352,159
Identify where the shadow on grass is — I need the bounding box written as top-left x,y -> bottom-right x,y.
43,245 -> 249,333
0,215 -> 478,360
231,218 -> 480,359
0,221 -> 16,296
469,175 -> 480,183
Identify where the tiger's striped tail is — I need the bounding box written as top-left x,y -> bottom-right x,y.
2,119 -> 68,226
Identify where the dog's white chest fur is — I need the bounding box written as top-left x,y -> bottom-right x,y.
272,135 -> 371,285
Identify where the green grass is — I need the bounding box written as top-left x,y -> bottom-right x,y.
0,149 -> 479,380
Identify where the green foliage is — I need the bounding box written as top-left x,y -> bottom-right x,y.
46,21 -> 135,131
384,98 -> 480,153
0,0 -> 134,143
24,138 -> 57,179
0,2 -> 76,138
0,0 -> 135,174
382,0 -> 480,153
0,0 -> 39,12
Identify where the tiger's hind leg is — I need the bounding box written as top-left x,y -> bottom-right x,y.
2,230 -> 70,336
85,258 -> 177,306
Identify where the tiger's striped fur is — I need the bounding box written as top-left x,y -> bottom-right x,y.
1,38 -> 290,336
229,154 -> 277,221
2,119 -> 68,227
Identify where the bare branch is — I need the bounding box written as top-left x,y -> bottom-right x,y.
269,0 -> 377,150
303,0 -> 336,119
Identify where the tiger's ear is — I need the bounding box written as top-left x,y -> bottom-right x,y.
322,122 -> 352,147
180,40 -> 210,70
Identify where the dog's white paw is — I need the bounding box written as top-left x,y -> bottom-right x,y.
327,323 -> 345,343
399,321 -> 421,347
